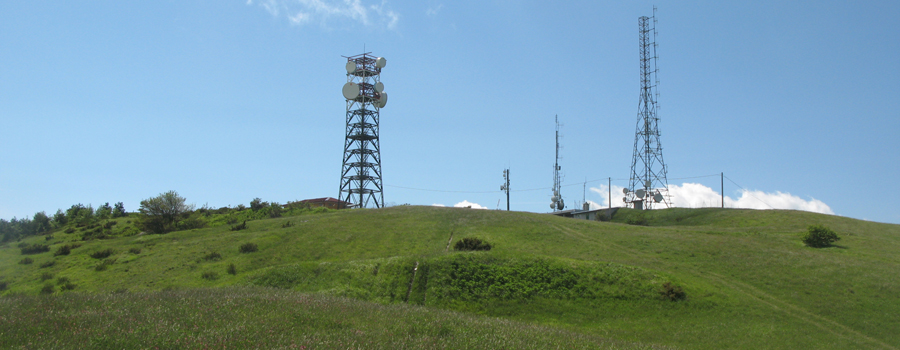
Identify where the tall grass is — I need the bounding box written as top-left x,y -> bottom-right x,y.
0,287 -> 663,349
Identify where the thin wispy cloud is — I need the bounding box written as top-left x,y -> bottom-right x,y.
249,0 -> 399,30
589,183 -> 834,215
426,4 -> 443,16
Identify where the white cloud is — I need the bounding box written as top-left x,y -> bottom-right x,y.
454,200 -> 487,209
248,0 -> 398,30
589,182 -> 833,215
426,4 -> 443,16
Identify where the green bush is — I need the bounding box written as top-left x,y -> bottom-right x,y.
40,260 -> 56,268
64,227 -> 76,234
129,247 -> 142,254
53,245 -> 72,256
659,282 -> 686,301
19,257 -> 33,265
239,242 -> 258,253
803,224 -> 840,248
626,213 -> 649,226
20,244 -> 50,255
227,263 -> 237,275
40,272 -> 54,281
0,281 -> 7,291
231,221 -> 247,231
201,271 -> 219,280
90,248 -> 115,259
203,252 -> 222,261
453,237 -> 492,251
40,283 -> 55,294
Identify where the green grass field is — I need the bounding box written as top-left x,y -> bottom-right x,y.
1,206 -> 898,349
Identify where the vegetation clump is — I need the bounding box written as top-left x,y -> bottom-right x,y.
453,237 -> 492,251
659,282 -> 686,301
40,283 -> 55,294
239,242 -> 258,253
137,191 -> 194,234
803,224 -> 840,248
20,243 -> 50,255
40,272 -> 53,281
54,244 -> 80,256
40,260 -> 56,268
203,252 -> 222,261
129,247 -> 141,254
19,257 -> 34,265
231,221 -> 247,231
90,248 -> 115,259
201,271 -> 219,280
227,263 -> 237,275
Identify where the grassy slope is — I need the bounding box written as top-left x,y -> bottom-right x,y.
1,206 -> 898,349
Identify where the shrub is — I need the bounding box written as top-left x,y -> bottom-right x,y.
0,281 -> 7,291
239,242 -> 258,253
231,221 -> 247,231
453,237 -> 492,251
268,202 -> 283,218
41,283 -> 55,294
103,221 -> 118,229
19,257 -> 34,265
40,260 -> 56,268
54,245 -> 71,256
40,272 -> 53,281
281,221 -> 293,228
45,235 -> 53,241
626,213 -> 649,226
803,224 -> 840,248
64,227 -> 76,234
203,252 -> 222,261
95,259 -> 116,272
660,282 -> 686,301
137,190 -> 194,234
250,198 -> 267,211
201,271 -> 219,280
90,249 -> 115,259
60,282 -> 76,291
226,263 -> 237,275
56,277 -> 70,285
129,247 -> 142,254
20,244 -> 50,255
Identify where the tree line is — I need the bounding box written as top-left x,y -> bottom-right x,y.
1,202 -> 126,242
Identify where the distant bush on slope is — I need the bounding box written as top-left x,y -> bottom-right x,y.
803,224 -> 840,248
454,237 -> 492,251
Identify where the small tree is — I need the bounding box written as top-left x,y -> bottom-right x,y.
138,191 -> 194,234
32,212 -> 52,234
250,198 -> 267,211
96,203 -> 113,220
803,224 -> 840,248
112,202 -> 127,218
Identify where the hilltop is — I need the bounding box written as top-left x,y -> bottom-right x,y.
1,206 -> 898,349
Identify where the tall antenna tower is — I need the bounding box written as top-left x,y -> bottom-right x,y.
550,115 -> 565,211
339,53 -> 388,208
625,8 -> 670,210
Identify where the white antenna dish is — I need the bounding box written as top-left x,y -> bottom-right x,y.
342,82 -> 360,100
550,202 -> 556,209
374,82 -> 384,93
377,91 -> 388,108
557,199 -> 565,210
645,180 -> 652,188
345,61 -> 357,74
653,193 -> 663,203
375,57 -> 387,68
635,189 -> 646,198
551,195 -> 558,202
623,188 -> 629,194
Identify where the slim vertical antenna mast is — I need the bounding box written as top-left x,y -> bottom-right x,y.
339,52 -> 388,208
550,115 -> 565,211
625,8 -> 670,210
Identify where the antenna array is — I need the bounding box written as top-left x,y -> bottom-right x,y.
550,115 -> 565,211
339,53 -> 388,208
625,8 -> 670,210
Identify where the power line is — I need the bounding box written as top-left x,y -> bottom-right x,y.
723,175 -> 775,209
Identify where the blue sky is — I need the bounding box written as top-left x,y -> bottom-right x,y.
1,1 -> 898,224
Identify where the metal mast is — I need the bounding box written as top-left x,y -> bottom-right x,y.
625,9 -> 670,210
550,115 -> 565,211
339,53 -> 388,208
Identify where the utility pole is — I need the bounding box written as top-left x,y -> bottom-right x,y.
500,169 -> 510,211
721,172 -> 724,208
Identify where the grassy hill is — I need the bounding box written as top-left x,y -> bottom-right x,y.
1,206 -> 898,349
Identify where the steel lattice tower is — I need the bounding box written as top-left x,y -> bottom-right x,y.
339,53 -> 388,208
550,115 -> 565,211
626,10 -> 670,210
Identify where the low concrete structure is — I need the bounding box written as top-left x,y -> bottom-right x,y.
551,207 -> 620,221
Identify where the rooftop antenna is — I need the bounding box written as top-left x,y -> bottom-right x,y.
550,115 -> 565,211
339,52 -> 389,208
625,7 -> 670,210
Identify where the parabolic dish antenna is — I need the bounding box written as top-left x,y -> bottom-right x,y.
374,82 -> 384,93
377,91 -> 388,108
550,202 -> 556,209
653,193 -> 663,203
635,189 -> 646,198
623,188 -> 629,194
342,82 -> 360,100
345,61 -> 357,74
645,180 -> 652,188
375,57 -> 387,68
551,195 -> 558,202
